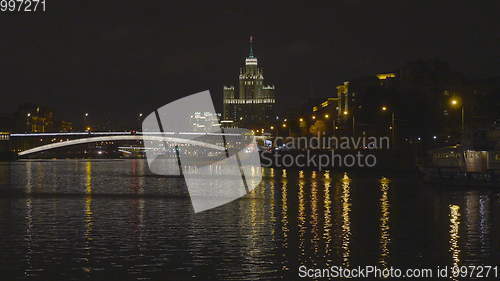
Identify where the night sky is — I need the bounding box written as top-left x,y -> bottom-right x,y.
1,0 -> 498,127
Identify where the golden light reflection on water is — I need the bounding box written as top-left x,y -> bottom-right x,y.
341,173 -> 352,267
298,170 -> 306,259
379,177 -> 391,267
323,171 -> 332,259
281,169 -> 289,249
310,172 -> 320,256
449,204 -> 461,267
80,161 -> 94,272
247,177 -> 259,261
269,171 -> 276,236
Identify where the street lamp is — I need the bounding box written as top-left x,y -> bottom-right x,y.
324,114 -> 329,119
342,110 -> 355,135
450,97 -> 464,134
83,113 -> 89,131
299,117 -> 304,122
26,113 -> 31,132
312,115 -> 316,120
381,105 -> 395,146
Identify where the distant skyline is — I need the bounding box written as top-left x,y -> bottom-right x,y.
1,0 -> 498,127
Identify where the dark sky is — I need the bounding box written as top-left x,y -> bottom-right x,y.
1,0 -> 498,127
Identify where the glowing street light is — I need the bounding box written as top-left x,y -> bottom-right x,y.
84,113 -> 89,117
343,110 -> 348,115
449,97 -> 464,134
27,113 -> 31,117
381,106 -> 395,145
270,126 -> 274,130
282,123 -> 287,128
324,114 -> 329,119
312,115 -> 316,120
299,118 -> 304,122
138,113 -> 143,117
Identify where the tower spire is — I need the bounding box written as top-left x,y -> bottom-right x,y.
248,35 -> 254,58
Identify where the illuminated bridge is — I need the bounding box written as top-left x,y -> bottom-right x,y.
3,131 -> 241,157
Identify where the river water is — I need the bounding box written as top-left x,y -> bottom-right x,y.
0,159 -> 498,280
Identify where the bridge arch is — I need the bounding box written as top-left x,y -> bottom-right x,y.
18,135 -> 226,156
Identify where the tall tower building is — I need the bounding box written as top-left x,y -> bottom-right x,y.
223,36 -> 276,128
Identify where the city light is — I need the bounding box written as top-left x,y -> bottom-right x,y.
312,115 -> 316,120
343,110 -> 348,115
282,123 -> 287,128
381,106 -> 387,111
138,113 -> 143,117
84,113 -> 89,117
449,97 -> 464,133
324,114 -> 329,119
299,118 -> 304,122
270,126 -> 274,130
27,113 -> 31,117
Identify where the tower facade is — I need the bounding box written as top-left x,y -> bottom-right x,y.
223,37 -> 276,128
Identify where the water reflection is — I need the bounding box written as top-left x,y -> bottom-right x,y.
83,161 -> 94,272
379,177 -> 391,267
298,170 -> 306,260
340,173 -> 352,267
449,204 -> 461,267
310,171 -> 320,258
24,161 -> 33,278
280,169 -> 288,250
0,161 -> 498,280
130,160 -> 145,252
323,171 -> 332,260
24,198 -> 33,279
461,192 -> 492,264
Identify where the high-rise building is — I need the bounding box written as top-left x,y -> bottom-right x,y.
14,103 -> 54,133
223,37 -> 276,128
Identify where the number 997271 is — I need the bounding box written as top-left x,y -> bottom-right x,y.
0,0 -> 46,12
